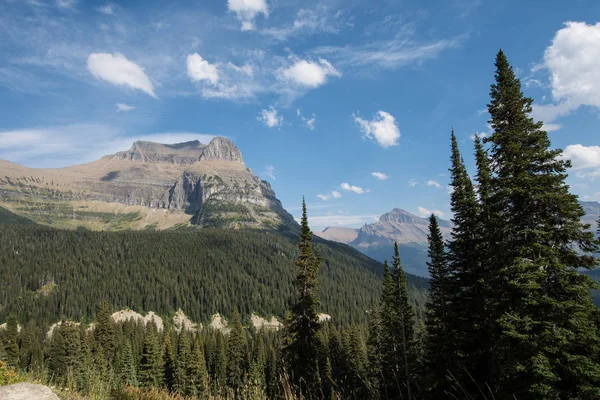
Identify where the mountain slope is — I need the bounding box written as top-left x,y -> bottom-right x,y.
0,205 -> 35,225
0,137 -> 296,232
0,225 -> 429,325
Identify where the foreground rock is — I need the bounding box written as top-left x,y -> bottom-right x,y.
0,383 -> 59,400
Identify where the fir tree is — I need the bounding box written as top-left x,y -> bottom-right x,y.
19,320 -> 42,372
138,320 -> 163,388
447,130 -> 489,389
212,332 -> 227,394
392,242 -> 415,399
175,331 -> 191,394
423,214 -> 454,396
366,305 -> 383,397
94,301 -> 116,365
284,198 -> 322,397
116,341 -> 138,387
3,316 -> 19,368
226,307 -> 245,392
189,335 -> 210,399
162,334 -> 176,392
484,49 -> 600,399
379,260 -> 400,398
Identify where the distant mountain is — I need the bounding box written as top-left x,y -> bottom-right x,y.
580,201 -> 600,229
316,209 -> 453,276
316,226 -> 359,244
319,202 -> 600,277
0,137 -> 296,232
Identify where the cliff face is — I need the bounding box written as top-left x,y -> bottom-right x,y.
0,137 -> 297,232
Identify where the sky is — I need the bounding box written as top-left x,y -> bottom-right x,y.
0,0 -> 599,231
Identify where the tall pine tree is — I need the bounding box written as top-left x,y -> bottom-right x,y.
484,49 -> 600,399
226,307 -> 245,392
447,130 -> 489,390
423,214 -> 454,397
284,198 -> 322,397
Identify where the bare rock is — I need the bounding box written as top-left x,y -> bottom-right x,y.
318,313 -> 332,323
111,310 -> 164,332
209,313 -> 231,334
0,383 -> 59,400
250,313 -> 282,331
173,309 -> 200,333
199,137 -> 244,164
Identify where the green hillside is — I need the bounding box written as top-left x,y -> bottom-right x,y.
0,205 -> 35,225
0,225 -> 428,326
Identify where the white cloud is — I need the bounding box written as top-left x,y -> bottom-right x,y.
317,190 -> 342,201
262,6 -> 347,40
257,106 -> 284,128
532,22 -> 600,126
340,182 -> 369,194
186,53 -> 219,85
561,144 -> 600,170
314,33 -> 467,69
408,179 -> 418,187
97,4 -> 114,15
417,206 -> 445,218
542,123 -> 561,132
263,164 -> 276,180
0,124 -> 215,167
87,53 -> 157,98
56,0 -> 76,9
297,109 -> 316,130
371,172 -> 388,180
426,180 -> 441,188
227,0 -> 269,31
278,58 -> 340,88
354,111 -> 400,148
116,103 -> 134,112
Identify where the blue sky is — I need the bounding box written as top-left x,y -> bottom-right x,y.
1,0 -> 599,231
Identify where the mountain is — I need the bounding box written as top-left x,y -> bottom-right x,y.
0,137 -> 296,232
316,226 -> 359,244
580,201 -> 600,229
316,209 -> 452,276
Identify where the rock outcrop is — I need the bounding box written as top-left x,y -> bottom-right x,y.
111,310 -> 164,331
209,313 -> 231,334
0,383 -> 59,400
250,313 -> 282,331
199,137 -> 244,164
173,309 -> 200,333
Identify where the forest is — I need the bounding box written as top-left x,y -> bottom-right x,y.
2,50 -> 600,400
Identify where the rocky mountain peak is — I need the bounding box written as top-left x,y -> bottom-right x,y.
199,137 -> 244,165
113,139 -> 206,164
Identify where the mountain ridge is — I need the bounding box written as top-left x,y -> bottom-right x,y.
0,136 -> 296,232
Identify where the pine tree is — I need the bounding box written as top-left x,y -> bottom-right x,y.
19,320 -> 42,372
175,331 -> 191,394
189,335 -> 210,399
447,130 -> 490,390
3,316 -> 19,368
379,260 -> 400,398
391,242 -> 415,399
212,332 -> 227,395
484,49 -> 600,399
94,301 -> 116,365
226,307 -> 245,392
423,214 -> 455,396
284,198 -> 322,397
116,341 -> 138,387
138,320 -> 163,388
366,305 -> 383,396
163,334 -> 176,392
